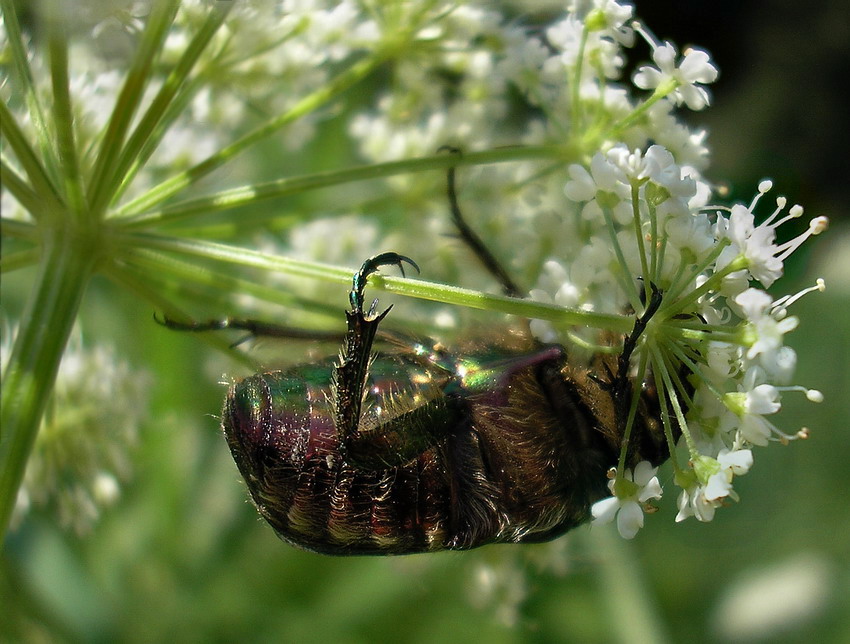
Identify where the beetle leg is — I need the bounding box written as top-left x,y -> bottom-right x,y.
156,252 -> 418,349
155,314 -> 345,347
349,251 -> 419,317
334,253 -> 420,460
440,146 -> 523,298
618,282 -> 663,378
610,283 -> 664,424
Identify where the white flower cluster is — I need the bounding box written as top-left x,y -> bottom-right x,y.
0,0 -> 388,204
2,326 -> 150,535
339,1 -> 716,299
336,1 -> 827,538
581,164 -> 826,537
3,0 -> 825,540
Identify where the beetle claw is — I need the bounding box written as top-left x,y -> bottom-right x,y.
350,252 -> 420,315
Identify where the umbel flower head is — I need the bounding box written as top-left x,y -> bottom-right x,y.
0,0 -> 827,545
572,163 -> 827,538
326,2 -> 829,538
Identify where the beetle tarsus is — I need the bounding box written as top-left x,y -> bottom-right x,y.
154,313 -> 228,332
350,252 -> 419,318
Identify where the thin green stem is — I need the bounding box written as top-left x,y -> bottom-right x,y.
607,79 -> 677,139
108,3 -> 233,208
0,100 -> 64,217
0,160 -> 42,218
0,248 -> 40,273
664,255 -> 748,318
601,202 -> 642,313
0,235 -> 96,540
115,247 -> 341,320
86,0 -> 181,215
0,0 -> 60,185
616,346 -> 651,476
46,4 -> 86,216
648,201 -> 661,284
113,50 -> 389,218
119,145 -> 570,226
650,344 -> 695,458
115,233 -> 632,333
630,182 -> 651,303
662,238 -> 731,306
668,327 -> 741,344
0,218 -> 37,242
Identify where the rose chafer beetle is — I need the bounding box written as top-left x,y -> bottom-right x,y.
165,162 -> 676,555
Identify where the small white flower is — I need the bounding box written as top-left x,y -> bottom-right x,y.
718,183 -> 829,288
735,288 -> 799,362
720,367 -> 799,446
565,150 -> 629,200
564,148 -> 632,224
666,210 -> 715,262
676,484 -> 717,523
585,0 -> 635,46
704,448 -> 753,501
677,448 -> 753,523
592,461 -> 662,539
633,36 -> 718,110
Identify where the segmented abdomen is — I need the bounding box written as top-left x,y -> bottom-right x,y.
224,363 -> 458,554
222,348 -> 664,555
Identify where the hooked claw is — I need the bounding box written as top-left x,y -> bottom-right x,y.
350,252 -> 420,318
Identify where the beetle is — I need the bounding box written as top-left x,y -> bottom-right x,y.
164,161 -> 674,554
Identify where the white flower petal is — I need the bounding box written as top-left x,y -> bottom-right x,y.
675,489 -> 694,522
616,501 -> 644,539
718,448 -> 753,475
638,476 -> 663,502
704,471 -> 732,501
591,496 -> 620,525
747,384 -> 781,415
632,460 -> 658,487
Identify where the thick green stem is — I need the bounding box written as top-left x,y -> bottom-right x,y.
0,234 -> 95,540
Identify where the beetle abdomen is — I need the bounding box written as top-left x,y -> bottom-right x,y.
224,364 -> 460,554
221,345 -> 648,555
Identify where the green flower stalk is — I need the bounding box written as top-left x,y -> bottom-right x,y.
0,0 -> 826,551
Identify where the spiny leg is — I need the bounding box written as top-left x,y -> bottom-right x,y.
334,252 -> 419,455
440,146 -> 523,298
336,252 -> 464,469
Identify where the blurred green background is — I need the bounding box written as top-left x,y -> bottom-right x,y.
3,1 -> 849,642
